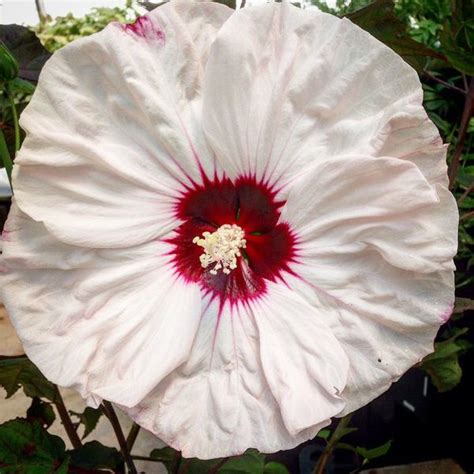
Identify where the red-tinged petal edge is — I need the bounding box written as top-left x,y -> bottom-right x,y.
121,15 -> 166,43
167,174 -> 298,304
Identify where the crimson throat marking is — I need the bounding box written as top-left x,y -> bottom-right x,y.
168,175 -> 297,303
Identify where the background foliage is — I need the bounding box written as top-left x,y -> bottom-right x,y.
0,0 -> 473,472
33,0 -> 138,52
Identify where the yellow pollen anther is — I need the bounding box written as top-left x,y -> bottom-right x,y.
192,224 -> 246,275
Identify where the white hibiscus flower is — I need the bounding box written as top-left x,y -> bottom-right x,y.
0,0 -> 458,460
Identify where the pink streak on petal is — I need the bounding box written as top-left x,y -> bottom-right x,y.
440,304 -> 454,323
1,230 -> 11,242
122,15 -> 166,44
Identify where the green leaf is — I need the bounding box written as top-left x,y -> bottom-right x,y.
453,297 -> 474,314
0,40 -> 18,82
213,0 -> 237,8
54,458 -> 70,474
264,462 -> 290,474
346,0 -> 445,71
421,328 -> 472,392
0,418 -> 68,473
442,43 -> 474,74
0,25 -> 51,82
158,455 -> 224,474
27,398 -> 55,429
140,2 -> 163,11
0,356 -> 57,401
219,449 -> 266,473
150,446 -> 182,473
70,407 -> 103,440
335,427 -> 358,440
335,441 -> 357,452
32,6 -> 138,52
441,0 -> 474,74
355,440 -> 392,465
468,117 -> 474,134
157,450 -> 283,474
316,428 -> 331,440
186,458 -> 226,474
68,441 -> 123,470
455,162 -> 474,186
323,426 -> 358,445
9,77 -> 36,95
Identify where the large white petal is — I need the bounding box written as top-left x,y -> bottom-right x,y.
279,153 -> 457,414
123,284 -> 348,459
202,2 -> 443,191
286,258 -> 454,414
280,155 -> 458,274
252,281 -> 348,436
13,1 -> 232,248
0,204 -> 202,407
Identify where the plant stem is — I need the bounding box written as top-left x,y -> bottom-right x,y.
0,129 -> 13,189
313,415 -> 353,474
35,0 -> 48,24
5,84 -> 20,152
448,77 -> 474,189
126,422 -> 140,451
174,452 -> 183,474
423,70 -> 467,94
53,386 -> 82,450
131,455 -> 163,462
460,210 -> 474,221
457,181 -> 474,204
102,401 -> 137,474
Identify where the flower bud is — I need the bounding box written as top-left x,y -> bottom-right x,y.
0,42 -> 19,83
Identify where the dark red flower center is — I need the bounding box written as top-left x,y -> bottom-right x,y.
168,175 -> 297,303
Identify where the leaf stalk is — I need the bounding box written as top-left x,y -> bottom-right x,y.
312,414 -> 353,474
53,386 -> 82,450
102,400 -> 137,474
0,129 -> 12,189
448,76 -> 474,188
